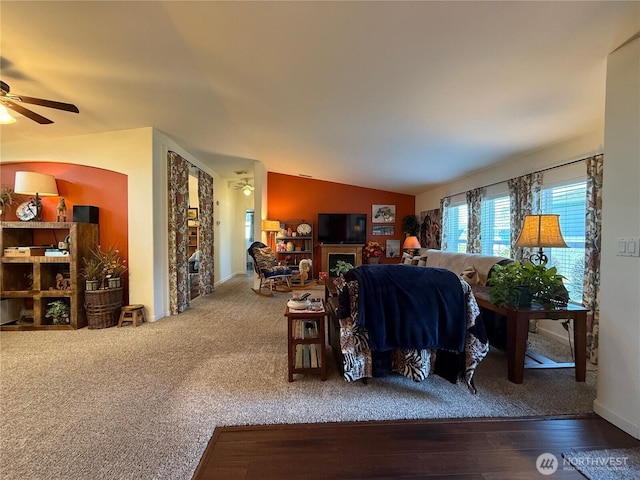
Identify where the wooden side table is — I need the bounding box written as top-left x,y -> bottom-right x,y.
473,286 -> 588,384
285,300 -> 327,381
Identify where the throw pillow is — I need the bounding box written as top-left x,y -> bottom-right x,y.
254,246 -> 278,271
460,265 -> 480,285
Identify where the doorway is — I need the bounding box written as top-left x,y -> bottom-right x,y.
245,210 -> 254,272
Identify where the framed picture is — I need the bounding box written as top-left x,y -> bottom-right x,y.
372,204 -> 396,223
188,208 -> 198,221
372,225 -> 394,236
386,239 -> 400,258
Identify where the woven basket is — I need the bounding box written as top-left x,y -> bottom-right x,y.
85,287 -> 123,329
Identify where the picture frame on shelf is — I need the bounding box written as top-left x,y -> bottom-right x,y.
188,208 -> 198,221
372,204 -> 396,223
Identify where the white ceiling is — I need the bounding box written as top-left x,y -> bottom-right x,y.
1,1 -> 638,194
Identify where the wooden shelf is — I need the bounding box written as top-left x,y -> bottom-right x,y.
1,221 -> 99,330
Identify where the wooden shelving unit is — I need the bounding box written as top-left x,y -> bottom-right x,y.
0,221 -> 99,330
285,300 -> 327,381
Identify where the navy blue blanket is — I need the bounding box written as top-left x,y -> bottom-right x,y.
351,265 -> 466,352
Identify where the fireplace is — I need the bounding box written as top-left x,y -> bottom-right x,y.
319,244 -> 363,276
328,253 -> 357,275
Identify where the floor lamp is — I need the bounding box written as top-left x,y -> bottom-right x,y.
262,220 -> 280,251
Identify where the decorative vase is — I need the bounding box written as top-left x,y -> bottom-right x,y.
85,280 -> 100,291
286,241 -> 294,252
107,277 -> 121,289
367,257 -> 380,264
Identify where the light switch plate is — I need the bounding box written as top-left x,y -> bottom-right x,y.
618,237 -> 640,257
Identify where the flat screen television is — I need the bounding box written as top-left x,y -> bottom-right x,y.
317,213 -> 367,244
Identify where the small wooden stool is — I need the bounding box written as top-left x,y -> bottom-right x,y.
118,304 -> 146,327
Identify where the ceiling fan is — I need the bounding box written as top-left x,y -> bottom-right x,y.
0,80 -> 79,124
233,178 -> 254,196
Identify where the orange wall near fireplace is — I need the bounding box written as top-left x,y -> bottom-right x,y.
267,172 -> 415,267
1,162 -> 129,294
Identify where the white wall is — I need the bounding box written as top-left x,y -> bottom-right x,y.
593,35 -> 640,439
416,129 -> 604,211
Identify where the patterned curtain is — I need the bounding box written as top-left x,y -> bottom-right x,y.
168,151 -> 190,314
583,154 -> 603,364
466,188 -> 483,253
197,169 -> 215,296
440,196 -> 451,251
507,172 -> 542,261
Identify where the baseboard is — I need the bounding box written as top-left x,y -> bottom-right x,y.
536,326 -> 571,346
593,399 -> 640,439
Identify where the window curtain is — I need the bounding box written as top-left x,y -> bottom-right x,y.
440,196 -> 451,251
168,151 -> 190,314
466,188 -> 483,253
507,172 -> 542,261
197,169 -> 215,296
584,154 -> 603,364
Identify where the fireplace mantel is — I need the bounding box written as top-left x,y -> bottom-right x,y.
318,244 -> 363,275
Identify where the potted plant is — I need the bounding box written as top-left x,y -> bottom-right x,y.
488,261 -> 568,307
330,260 -> 354,276
45,300 -> 70,325
82,256 -> 103,291
402,214 -> 421,237
0,184 -> 18,219
94,245 -> 127,289
363,241 -> 385,264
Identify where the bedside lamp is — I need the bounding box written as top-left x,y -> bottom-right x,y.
14,171 -> 58,221
402,236 -> 421,256
515,214 -> 568,265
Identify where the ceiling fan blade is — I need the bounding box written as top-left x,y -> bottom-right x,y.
3,100 -> 54,124
16,95 -> 79,113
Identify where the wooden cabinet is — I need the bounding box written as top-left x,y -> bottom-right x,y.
0,221 -> 99,330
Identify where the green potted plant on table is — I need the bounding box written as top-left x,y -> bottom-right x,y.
488,261 -> 568,307
45,300 -> 70,325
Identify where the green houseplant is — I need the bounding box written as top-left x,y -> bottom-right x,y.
402,214 -> 421,237
330,260 -> 354,276
488,261 -> 568,307
45,300 -> 70,325
82,256 -> 103,290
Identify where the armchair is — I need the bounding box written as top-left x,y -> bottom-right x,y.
248,241 -> 293,296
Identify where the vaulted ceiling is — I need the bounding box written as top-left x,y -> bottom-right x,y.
1,1 -> 638,194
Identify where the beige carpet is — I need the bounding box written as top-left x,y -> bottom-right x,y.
0,274 -> 597,480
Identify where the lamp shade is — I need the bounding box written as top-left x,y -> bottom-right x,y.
14,171 -> 58,196
402,236 -> 421,250
515,214 -> 568,248
262,219 -> 280,232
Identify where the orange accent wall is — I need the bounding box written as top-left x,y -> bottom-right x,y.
1,162 -> 129,300
267,172 -> 415,269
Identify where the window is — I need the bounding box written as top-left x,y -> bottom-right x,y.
540,181 -> 587,303
444,202 -> 468,253
481,194 -> 510,257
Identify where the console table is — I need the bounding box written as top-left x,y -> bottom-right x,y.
472,286 -> 588,384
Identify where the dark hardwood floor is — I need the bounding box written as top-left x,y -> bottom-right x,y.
193,414 -> 640,479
